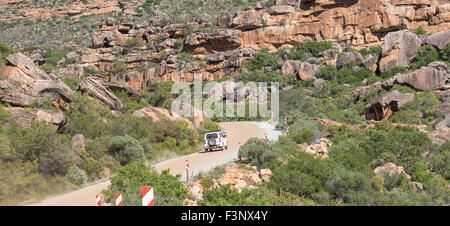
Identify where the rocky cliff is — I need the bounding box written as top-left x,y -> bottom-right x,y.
52,0 -> 449,89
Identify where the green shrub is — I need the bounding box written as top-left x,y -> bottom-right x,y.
380,66 -> 408,79
108,135 -> 145,165
68,167 -> 88,185
269,151 -> 335,197
103,161 -> 188,206
111,60 -> 128,78
7,121 -> 73,176
430,142 -> 450,180
326,169 -> 375,205
441,43 -> 450,62
177,52 -> 195,62
411,44 -> 441,70
124,39 -> 140,48
409,161 -> 434,189
413,27 -> 428,36
0,43 -> 16,66
244,49 -> 278,71
289,40 -> 333,60
200,177 -> 215,190
317,65 -> 338,81
359,46 -> 382,56
0,106 -> 10,124
238,138 -> 282,167
290,130 -> 314,144
329,138 -> 372,173
235,70 -> 297,88
44,46 -> 70,67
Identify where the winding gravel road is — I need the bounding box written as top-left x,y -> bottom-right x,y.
27,121 -> 280,206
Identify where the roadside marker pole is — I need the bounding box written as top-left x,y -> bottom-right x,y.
286,126 -> 290,135
264,133 -> 268,140
185,160 -> 190,183
141,186 -> 154,206
115,194 -> 123,206
96,195 -> 101,206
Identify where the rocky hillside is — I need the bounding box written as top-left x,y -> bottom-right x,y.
0,0 -> 142,22
0,0 -> 449,206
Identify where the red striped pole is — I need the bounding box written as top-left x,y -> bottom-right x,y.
96,195 -> 101,206
185,160 -> 190,182
141,186 -> 154,206
115,194 -> 123,206
286,126 -> 290,135
264,133 -> 267,140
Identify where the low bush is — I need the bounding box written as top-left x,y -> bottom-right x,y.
103,161 -> 188,206
238,138 -> 282,167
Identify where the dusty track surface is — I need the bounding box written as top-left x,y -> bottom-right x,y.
27,121 -> 278,206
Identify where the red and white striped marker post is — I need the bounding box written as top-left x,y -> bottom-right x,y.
141,186 -> 154,206
96,195 -> 101,206
284,118 -> 287,125
286,126 -> 290,135
185,160 -> 190,183
264,133 -> 268,140
115,194 -> 123,206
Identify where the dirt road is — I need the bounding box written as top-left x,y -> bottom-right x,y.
27,121 -> 279,206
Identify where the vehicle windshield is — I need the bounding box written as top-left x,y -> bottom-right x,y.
206,133 -> 218,139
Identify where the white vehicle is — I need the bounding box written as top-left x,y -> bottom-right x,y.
204,131 -> 228,152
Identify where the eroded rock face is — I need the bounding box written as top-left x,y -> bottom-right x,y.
5,107 -> 67,130
78,77 -> 123,111
379,30 -> 422,72
365,90 -> 415,121
0,53 -> 74,110
383,61 -> 449,91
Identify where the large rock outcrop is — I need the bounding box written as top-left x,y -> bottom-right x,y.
5,107 -> 67,130
379,30 -> 422,72
365,90 -> 415,121
383,61 -> 449,91
0,53 -> 74,111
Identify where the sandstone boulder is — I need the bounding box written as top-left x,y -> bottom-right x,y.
6,107 -> 67,131
379,30 -> 422,72
383,61 -> 449,91
132,106 -> 194,129
365,90 -> 415,121
260,168 -> 273,182
424,29 -> 450,49
362,53 -> 380,72
337,51 -> 363,69
78,77 -> 123,111
320,49 -> 338,66
302,138 -> 333,159
373,162 -> 412,180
